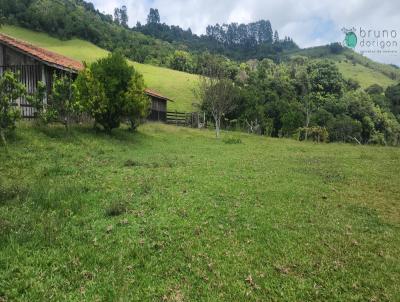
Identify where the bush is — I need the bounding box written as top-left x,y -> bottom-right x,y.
51,74 -> 78,129
298,126 -> 329,143
76,52 -> 150,133
223,136 -> 242,144
365,84 -> 384,95
0,71 -> 26,145
28,81 -> 58,125
369,132 -> 386,146
124,72 -> 151,131
328,115 -> 362,143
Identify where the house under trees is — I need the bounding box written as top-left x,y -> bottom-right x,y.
0,33 -> 172,120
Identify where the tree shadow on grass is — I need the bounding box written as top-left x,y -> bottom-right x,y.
35,123 -> 150,145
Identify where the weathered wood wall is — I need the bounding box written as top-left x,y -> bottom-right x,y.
148,96 -> 168,122
150,97 -> 167,112
0,43 -> 75,118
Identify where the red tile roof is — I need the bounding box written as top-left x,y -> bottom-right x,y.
0,33 -> 84,72
145,88 -> 173,102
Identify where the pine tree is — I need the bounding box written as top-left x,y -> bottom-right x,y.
120,5 -> 128,28
273,30 -> 280,43
114,8 -> 120,25
147,8 -> 160,24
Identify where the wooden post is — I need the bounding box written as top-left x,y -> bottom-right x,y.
1,45 -> 6,67
41,64 -> 47,106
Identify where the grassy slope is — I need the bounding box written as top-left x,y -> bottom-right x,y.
287,46 -> 399,89
1,123 -> 399,301
0,25 -> 198,112
336,61 -> 396,88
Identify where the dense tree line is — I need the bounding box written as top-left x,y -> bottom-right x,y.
200,57 -> 400,146
136,10 -> 298,61
206,20 -> 274,45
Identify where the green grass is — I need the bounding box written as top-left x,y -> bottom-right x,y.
0,25 -> 198,112
336,61 -> 396,88
1,123 -> 399,301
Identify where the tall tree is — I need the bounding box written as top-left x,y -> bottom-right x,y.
120,5 -> 128,28
296,68 -> 312,140
147,8 -> 160,24
386,83 -> 400,118
113,8 -> 121,25
0,71 -> 26,146
273,30 -> 279,43
0,10 -> 5,27
198,61 -> 237,138
308,61 -> 344,98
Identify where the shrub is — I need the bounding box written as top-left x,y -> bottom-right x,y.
365,84 -> 384,95
0,71 -> 26,145
298,126 -> 329,143
28,81 -> 58,125
124,72 -> 151,131
328,115 -> 362,143
51,74 -> 78,130
76,52 -> 150,133
223,136 -> 242,144
369,132 -> 386,146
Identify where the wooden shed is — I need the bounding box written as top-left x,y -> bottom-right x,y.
145,88 -> 173,122
0,33 -> 83,117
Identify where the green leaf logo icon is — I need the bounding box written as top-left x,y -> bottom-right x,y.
344,31 -> 358,48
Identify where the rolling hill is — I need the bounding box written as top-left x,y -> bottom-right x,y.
0,25 -> 199,112
286,45 -> 400,89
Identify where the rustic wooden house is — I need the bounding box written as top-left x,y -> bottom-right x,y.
145,88 -> 173,122
0,33 -> 173,120
0,33 -> 83,117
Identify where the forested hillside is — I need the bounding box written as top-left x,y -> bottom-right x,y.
136,9 -> 297,61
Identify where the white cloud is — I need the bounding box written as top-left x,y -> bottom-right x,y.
90,0 -> 400,65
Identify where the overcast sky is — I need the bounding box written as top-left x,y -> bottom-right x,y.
90,0 -> 400,65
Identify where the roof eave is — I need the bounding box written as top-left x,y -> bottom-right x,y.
0,39 -> 82,73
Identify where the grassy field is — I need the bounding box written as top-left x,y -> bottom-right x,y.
0,26 -> 198,112
336,61 -> 396,88
0,123 -> 399,301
